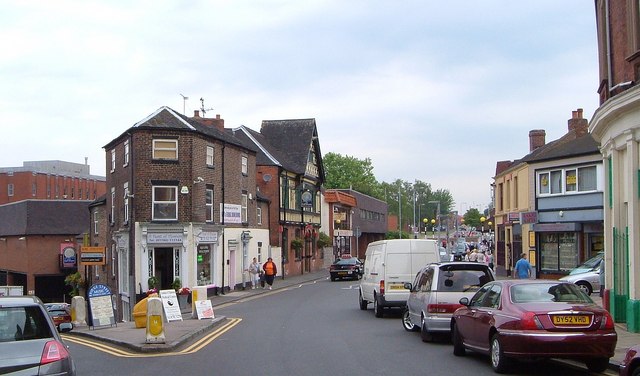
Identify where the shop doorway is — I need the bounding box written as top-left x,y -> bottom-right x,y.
153,247 -> 174,290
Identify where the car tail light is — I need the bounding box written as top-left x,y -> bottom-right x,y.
427,303 -> 462,314
600,311 -> 614,330
40,340 -> 70,365
520,312 -> 543,330
379,280 -> 385,295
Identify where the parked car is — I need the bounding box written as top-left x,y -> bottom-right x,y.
402,262 -> 495,342
620,344 -> 640,376
559,252 -> 603,295
329,256 -> 363,281
451,280 -> 616,373
0,295 -> 75,375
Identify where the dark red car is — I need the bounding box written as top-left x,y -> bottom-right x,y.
620,344 -> 640,376
45,304 -> 73,330
451,280 -> 616,373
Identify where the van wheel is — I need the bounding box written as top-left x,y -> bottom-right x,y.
359,291 -> 368,310
420,315 -> 433,342
374,295 -> 384,318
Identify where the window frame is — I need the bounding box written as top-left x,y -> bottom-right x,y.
123,140 -> 130,167
241,192 -> 248,223
241,155 -> 248,175
537,164 -> 600,197
152,185 -> 178,221
152,139 -> 179,160
205,187 -> 214,223
206,145 -> 214,167
111,149 -> 116,173
123,182 -> 129,225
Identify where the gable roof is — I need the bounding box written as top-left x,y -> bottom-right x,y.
520,128 -> 599,164
105,106 -> 255,152
0,200 -> 91,236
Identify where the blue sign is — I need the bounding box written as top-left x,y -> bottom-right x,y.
88,284 -> 111,298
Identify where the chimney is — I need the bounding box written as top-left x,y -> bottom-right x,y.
529,129 -> 546,152
191,112 -> 225,131
193,110 -> 200,118
568,108 -> 588,137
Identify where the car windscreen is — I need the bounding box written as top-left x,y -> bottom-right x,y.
336,258 -> 357,265
510,283 -> 594,304
0,306 -> 53,342
437,267 -> 493,292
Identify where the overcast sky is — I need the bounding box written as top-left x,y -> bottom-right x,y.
0,1 -> 599,213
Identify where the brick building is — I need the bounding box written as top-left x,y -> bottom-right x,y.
0,160 -> 106,205
103,106 -> 269,320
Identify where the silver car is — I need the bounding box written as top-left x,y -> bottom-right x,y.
402,262 -> 495,342
559,253 -> 603,295
0,296 -> 75,375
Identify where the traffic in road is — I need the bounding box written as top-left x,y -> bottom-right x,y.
66,277 -> 615,375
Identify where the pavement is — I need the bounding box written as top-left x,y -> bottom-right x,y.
65,269 -> 639,371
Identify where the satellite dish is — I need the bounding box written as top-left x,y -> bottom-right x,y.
263,174 -> 272,182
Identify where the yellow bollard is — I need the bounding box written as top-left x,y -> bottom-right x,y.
145,297 -> 165,344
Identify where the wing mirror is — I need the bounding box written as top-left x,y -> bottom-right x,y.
403,282 -> 412,290
459,297 -> 470,306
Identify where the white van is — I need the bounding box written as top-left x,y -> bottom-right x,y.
358,239 -> 439,317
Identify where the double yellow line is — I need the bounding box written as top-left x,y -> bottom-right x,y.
62,317 -> 242,358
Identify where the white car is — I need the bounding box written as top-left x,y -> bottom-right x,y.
559,253 -> 603,296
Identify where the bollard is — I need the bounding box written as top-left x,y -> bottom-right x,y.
145,297 -> 165,344
71,296 -> 87,327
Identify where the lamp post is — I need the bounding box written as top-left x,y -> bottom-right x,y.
480,216 -> 486,236
431,219 -> 436,238
423,218 -> 428,237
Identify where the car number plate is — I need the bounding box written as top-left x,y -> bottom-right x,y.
552,315 -> 591,325
338,271 -> 349,275
388,284 -> 406,290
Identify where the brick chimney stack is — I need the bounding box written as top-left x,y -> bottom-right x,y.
568,108 -> 588,137
529,129 -> 546,152
192,111 -> 225,131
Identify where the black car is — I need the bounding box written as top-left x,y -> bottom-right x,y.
329,256 -> 363,281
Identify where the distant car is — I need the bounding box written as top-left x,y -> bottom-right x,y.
559,252 -> 603,295
44,303 -> 70,312
451,280 -> 616,373
620,344 -> 640,376
402,262 -> 495,342
47,307 -> 73,330
0,295 -> 75,375
329,256 -> 363,281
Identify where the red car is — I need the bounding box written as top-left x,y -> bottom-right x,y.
46,304 -> 73,330
620,345 -> 640,376
451,280 -> 616,373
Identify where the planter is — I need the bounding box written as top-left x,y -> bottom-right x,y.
177,294 -> 189,310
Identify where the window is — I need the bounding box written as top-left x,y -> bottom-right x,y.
111,149 -> 116,172
241,193 -> 248,223
153,139 -> 178,160
538,165 -> 599,196
206,146 -> 214,167
110,187 -> 115,224
257,207 -> 262,225
152,186 -> 178,220
206,188 -> 214,222
124,140 -> 130,167
94,209 -> 99,235
123,182 -> 129,224
7,184 -> 13,197
241,156 -> 248,175
118,247 -> 129,295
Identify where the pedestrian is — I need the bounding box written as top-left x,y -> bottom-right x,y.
476,249 -> 486,264
246,257 -> 261,289
262,257 -> 277,290
487,251 -> 494,271
514,253 -> 532,279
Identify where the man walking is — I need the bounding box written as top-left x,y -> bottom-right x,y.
514,253 -> 532,279
262,257 -> 277,290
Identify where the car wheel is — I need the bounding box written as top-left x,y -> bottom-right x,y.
490,334 -> 510,373
374,295 -> 384,318
330,276 -> 336,281
402,309 -> 418,332
359,291 -> 368,310
585,357 -> 609,373
576,281 -> 592,296
452,323 -> 465,356
420,315 -> 433,342
631,365 -> 640,376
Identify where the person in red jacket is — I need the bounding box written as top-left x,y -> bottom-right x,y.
262,257 -> 277,290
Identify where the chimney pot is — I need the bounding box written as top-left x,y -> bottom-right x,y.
568,108 -> 588,134
194,110 -> 200,117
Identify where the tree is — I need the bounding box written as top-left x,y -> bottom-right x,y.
323,152 -> 381,197
463,208 -> 483,228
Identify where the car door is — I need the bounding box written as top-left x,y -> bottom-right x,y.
406,269 -> 426,326
456,284 -> 492,348
468,283 -> 502,352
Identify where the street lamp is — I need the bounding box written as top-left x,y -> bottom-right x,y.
431,218 -> 436,237
423,218 -> 428,235
480,216 -> 486,234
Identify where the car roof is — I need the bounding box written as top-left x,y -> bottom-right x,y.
0,296 -> 43,307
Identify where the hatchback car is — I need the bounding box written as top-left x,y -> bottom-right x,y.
0,296 -> 75,375
620,344 -> 640,376
330,256 -> 363,281
47,307 -> 72,331
451,280 -> 616,373
402,262 -> 495,342
559,252 -> 603,295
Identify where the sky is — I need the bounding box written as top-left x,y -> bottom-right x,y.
0,1 -> 600,214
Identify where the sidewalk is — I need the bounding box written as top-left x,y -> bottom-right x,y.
66,270 -> 640,371
66,269 -> 329,353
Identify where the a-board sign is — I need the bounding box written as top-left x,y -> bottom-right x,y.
195,300 -> 214,320
159,289 -> 183,322
88,284 -> 116,327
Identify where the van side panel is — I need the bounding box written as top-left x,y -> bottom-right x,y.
361,242 -> 384,302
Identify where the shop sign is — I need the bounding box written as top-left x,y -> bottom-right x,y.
520,211 -> 538,224
221,203 -> 242,224
335,229 -> 353,237
147,233 -> 183,244
198,231 -> 218,243
508,213 -> 520,223
60,243 -> 76,268
80,246 -> 106,266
